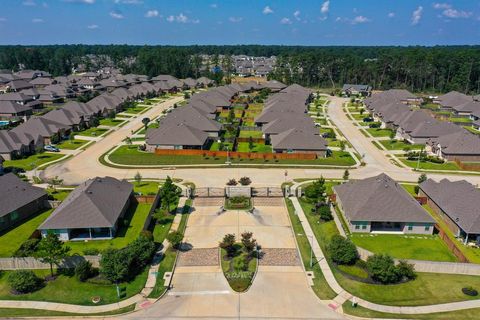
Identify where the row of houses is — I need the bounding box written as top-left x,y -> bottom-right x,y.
0,74 -> 213,161
365,89 -> 480,161
433,91 -> 480,130
0,69 -> 214,120
254,84 -> 329,155
145,81 -> 329,156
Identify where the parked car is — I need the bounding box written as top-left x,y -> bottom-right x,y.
44,145 -> 60,152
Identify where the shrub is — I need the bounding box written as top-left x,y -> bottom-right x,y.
328,235 -> 358,265
239,177 -> 252,186
318,205 -> 333,221
396,260 -> 416,280
166,231 -> 184,249
226,179 -> 237,186
369,122 -> 381,128
8,270 -> 43,294
366,254 -> 400,284
140,230 -> 154,241
128,235 -> 156,271
75,260 -> 97,282
462,286 -> 478,296
220,234 -> 237,257
14,238 -> 40,257
234,258 -> 248,271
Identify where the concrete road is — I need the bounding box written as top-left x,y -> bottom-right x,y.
42,96 -> 480,188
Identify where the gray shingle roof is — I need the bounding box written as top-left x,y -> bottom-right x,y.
437,91 -> 472,108
334,173 -> 434,223
271,128 -> 327,151
420,179 -> 480,234
146,122 -> 209,147
0,173 -> 47,218
39,177 -> 133,230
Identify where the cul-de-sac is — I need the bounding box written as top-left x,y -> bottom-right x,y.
1,1 -> 480,319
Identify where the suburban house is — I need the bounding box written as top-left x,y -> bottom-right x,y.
427,130 -> 480,161
0,173 -> 48,234
434,91 -> 472,111
39,177 -> 133,241
270,128 -> 328,156
146,122 -> 210,151
0,101 -> 32,119
342,84 -> 372,97
419,179 -> 480,244
334,174 -> 435,234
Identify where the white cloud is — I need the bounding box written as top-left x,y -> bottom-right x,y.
210,4 -> 217,9
411,6 -> 423,25
63,0 -> 95,3
22,0 -> 36,6
0,17 -> 7,22
109,10 -> 124,19
145,10 -> 159,18
167,13 -> 198,23
114,0 -> 143,4
433,3 -> 451,10
229,16 -> 243,23
293,10 -> 301,21
442,8 -> 472,18
87,24 -> 99,29
388,12 -> 395,18
351,15 -> 370,24
321,1 -> 330,14
263,6 -> 273,15
32,18 -> 44,23
280,17 -> 292,24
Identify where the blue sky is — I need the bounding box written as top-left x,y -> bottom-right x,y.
0,0 -> 479,45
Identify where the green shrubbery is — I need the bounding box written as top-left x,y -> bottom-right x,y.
8,270 -> 43,294
328,235 -> 359,265
366,254 -> 416,284
74,260 -> 98,282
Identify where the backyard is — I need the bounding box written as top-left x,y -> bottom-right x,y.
379,140 -> 424,151
77,127 -> 109,137
55,139 -> 88,150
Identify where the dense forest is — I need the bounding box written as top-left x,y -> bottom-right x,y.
0,45 -> 479,94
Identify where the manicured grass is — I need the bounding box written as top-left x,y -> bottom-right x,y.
285,198 -> 337,299
221,247 -> 257,292
337,264 -> 369,279
47,188 -> 72,201
124,106 -> 148,114
351,113 -> 368,120
132,181 -> 160,195
77,127 -> 109,137
350,234 -> 457,262
0,268 -> 148,306
236,142 -> 272,153
238,130 -> 263,138
401,183 -> 418,196
99,118 -> 125,127
450,117 -> 472,123
137,122 -> 159,135
4,153 -> 64,171
0,209 -> 53,257
108,146 -> 356,167
343,301 -> 480,320
67,202 -> 151,255
366,128 -> 394,137
464,126 -> 480,135
55,139 -> 88,150
0,305 -> 135,317
209,141 -> 234,151
336,271 -> 480,306
379,140 -> 424,151
400,158 -> 462,171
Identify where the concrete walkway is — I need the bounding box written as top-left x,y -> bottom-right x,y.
290,183 -> 480,315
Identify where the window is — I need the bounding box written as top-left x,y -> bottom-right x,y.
408,224 -> 413,231
362,225 -> 367,230
10,211 -> 19,221
355,225 -> 360,230
425,225 -> 430,231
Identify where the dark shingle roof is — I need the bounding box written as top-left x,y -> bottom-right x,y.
0,173 -> 47,218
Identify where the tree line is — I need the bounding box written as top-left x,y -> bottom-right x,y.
0,45 -> 479,93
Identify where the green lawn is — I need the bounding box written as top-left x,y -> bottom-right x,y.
285,198 -> 337,299
336,271 -> 480,306
221,247 -> 257,292
55,139 -> 88,150
343,301 -> 480,320
450,117 -> 472,123
0,268 -> 147,306
4,153 -> 64,171
236,142 -> 272,153
47,188 -> 72,201
108,146 -> 355,167
0,305 -> 135,318
132,181 -> 160,195
401,184 -> 418,196
124,106 -> 148,114
77,127 -> 109,137
67,202 -> 151,255
400,158 -> 462,171
209,141 -> 234,151
238,130 -> 263,138
379,140 -> 424,151
0,209 -> 53,257
350,234 -> 457,262
463,126 -> 480,135
99,118 -> 125,127
366,128 -> 394,137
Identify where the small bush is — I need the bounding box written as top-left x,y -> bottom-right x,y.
75,260 -> 97,282
239,177 -> 252,186
369,122 -> 381,128
167,231 -> 184,249
234,258 -> 248,271
14,238 -> 40,257
8,270 -> 43,294
226,179 -> 237,186
328,235 -> 358,265
318,205 -> 333,221
462,286 -> 478,296
396,260 -> 416,280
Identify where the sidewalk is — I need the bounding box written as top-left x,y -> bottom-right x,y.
290,183 -> 480,315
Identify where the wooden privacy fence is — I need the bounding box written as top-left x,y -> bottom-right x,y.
135,195 -> 156,204
454,159 -> 480,172
154,148 -> 317,160
436,225 -> 469,263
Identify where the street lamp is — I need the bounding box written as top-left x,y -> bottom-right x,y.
309,235 -> 314,268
